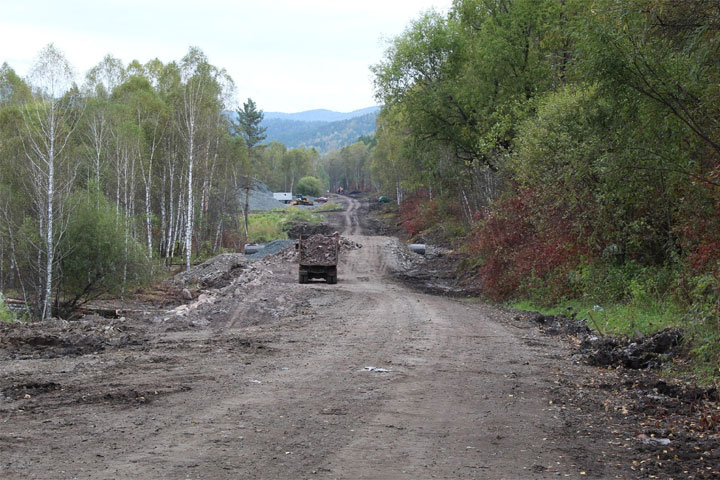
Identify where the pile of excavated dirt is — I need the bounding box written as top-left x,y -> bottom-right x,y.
526,312 -> 592,336
169,253 -> 248,288
159,243 -> 314,331
521,312 -> 684,370
339,237 -> 362,250
384,239 -> 474,296
366,200 -> 405,238
299,234 -> 338,265
243,240 -> 294,260
581,328 -> 683,369
0,317 -> 143,360
240,177 -> 286,211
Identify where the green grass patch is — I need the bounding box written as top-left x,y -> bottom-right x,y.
248,214 -> 288,243
315,201 -> 342,212
248,207 -> 324,242
0,293 -> 17,323
512,297 -> 720,385
511,298 -> 682,336
269,207 -> 323,224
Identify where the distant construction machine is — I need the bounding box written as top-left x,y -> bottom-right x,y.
290,195 -> 314,206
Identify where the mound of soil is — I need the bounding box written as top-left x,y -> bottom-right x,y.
339,237 -> 362,250
169,253 -> 248,288
0,317 -> 141,360
527,312 -> 592,336
385,239 -> 475,296
582,328 -> 683,369
523,312 -> 683,370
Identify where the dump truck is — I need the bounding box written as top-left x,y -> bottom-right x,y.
298,233 -> 339,284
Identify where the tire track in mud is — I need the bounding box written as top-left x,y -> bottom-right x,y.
343,196 -> 361,237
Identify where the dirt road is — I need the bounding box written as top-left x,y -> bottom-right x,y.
1,197 -> 694,479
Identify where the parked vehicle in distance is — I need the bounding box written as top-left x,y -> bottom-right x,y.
273,192 -> 293,204
315,196 -> 328,203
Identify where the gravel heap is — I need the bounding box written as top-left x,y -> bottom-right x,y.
169,254 -> 247,287
237,177 -> 285,211
243,240 -> 295,259
339,237 -> 363,250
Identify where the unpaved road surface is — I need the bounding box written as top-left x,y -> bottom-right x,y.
1,197 -> 715,479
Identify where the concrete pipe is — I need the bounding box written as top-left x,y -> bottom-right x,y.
409,243 -> 426,255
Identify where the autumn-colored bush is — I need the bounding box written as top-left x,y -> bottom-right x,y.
399,193 -> 437,237
469,189 -> 592,303
678,196 -> 720,275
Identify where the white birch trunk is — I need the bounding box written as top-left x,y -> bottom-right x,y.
43,115 -> 55,320
185,130 -> 194,268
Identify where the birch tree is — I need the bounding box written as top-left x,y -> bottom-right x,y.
20,44 -> 80,319
177,48 -> 222,268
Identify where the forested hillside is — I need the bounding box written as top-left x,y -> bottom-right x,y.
262,111 -> 378,153
368,0 -> 720,378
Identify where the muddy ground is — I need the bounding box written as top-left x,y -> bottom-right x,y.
1,195 -> 718,479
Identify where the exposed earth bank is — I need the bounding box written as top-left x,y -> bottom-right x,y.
0,196 -> 717,479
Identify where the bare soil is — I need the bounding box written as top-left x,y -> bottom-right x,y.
1,195 -> 718,479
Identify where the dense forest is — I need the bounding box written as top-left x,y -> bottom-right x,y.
366,0 -> 720,377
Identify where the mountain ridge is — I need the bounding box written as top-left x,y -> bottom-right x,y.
261,111 -> 377,153
263,106 -> 380,123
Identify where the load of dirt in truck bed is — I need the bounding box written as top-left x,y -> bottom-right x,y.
286,221 -> 336,239
299,234 -> 338,265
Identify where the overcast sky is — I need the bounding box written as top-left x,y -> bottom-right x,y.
0,0 -> 453,112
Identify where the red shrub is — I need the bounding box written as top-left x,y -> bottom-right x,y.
469,189 -> 592,302
678,199 -> 720,274
399,192 -> 439,236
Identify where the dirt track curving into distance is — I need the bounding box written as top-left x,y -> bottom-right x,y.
1,195 -> 675,479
